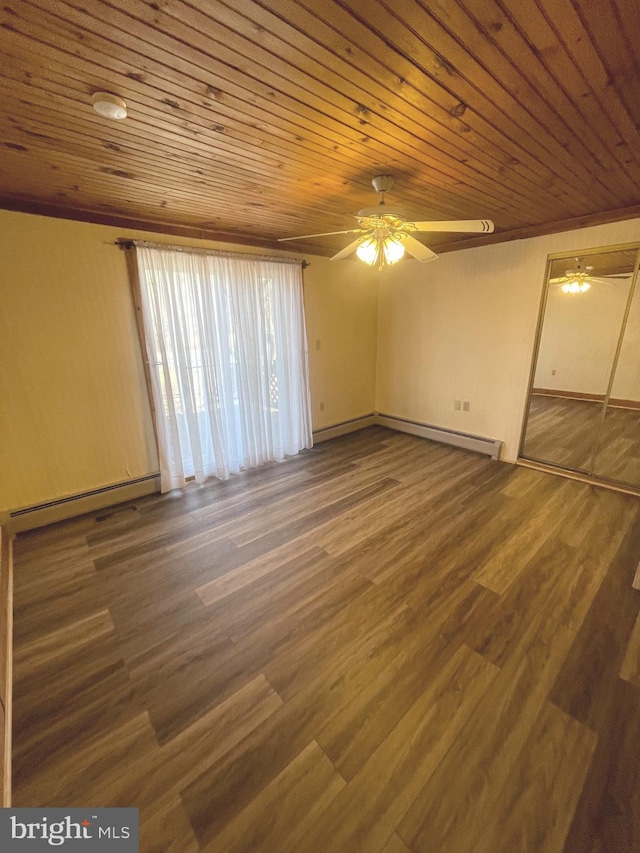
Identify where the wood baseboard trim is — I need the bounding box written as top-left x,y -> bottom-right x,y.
533,388 -> 605,402
609,400 -> 640,411
3,475 -> 161,534
533,389 -> 640,410
313,414 -> 377,443
375,413 -> 502,460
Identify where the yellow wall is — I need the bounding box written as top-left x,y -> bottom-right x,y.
0,210 -> 378,514
4,205 -> 638,517
303,258 -> 378,427
376,217 -> 640,462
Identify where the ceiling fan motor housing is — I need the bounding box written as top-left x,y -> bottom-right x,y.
357,206 -> 406,222
371,175 -> 394,193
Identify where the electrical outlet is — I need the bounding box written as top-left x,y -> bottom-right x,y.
551,369 -> 556,376
319,401 -> 325,412
454,399 -> 461,411
315,339 -> 321,351
463,400 -> 470,411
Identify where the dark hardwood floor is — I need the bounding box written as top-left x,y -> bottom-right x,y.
523,394 -> 640,486
11,427 -> 640,852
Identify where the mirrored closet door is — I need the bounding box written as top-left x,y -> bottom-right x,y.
520,243 -> 640,489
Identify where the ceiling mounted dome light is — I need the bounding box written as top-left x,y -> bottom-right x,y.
91,92 -> 127,120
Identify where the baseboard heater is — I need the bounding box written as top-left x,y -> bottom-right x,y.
313,414 -> 377,443
313,412 -> 502,460
5,473 -> 161,533
375,413 -> 502,460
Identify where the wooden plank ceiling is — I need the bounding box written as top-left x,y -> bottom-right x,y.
0,0 -> 639,257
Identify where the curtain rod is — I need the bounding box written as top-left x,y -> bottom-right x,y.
116,239 -> 310,269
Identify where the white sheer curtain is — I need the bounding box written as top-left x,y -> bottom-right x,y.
135,244 -> 313,492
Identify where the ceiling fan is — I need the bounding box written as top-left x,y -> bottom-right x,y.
278,176 -> 495,269
549,258 -> 632,293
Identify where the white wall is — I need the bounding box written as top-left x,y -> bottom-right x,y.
376,218 -> 640,462
0,210 -> 378,514
533,278 -> 632,395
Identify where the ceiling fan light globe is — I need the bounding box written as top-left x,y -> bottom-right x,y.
383,237 -> 405,264
560,269 -> 592,294
356,238 -> 379,266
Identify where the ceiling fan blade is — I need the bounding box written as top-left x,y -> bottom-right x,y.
594,273 -> 632,280
402,235 -> 438,263
278,229 -> 363,242
409,219 -> 494,234
330,237 -> 365,260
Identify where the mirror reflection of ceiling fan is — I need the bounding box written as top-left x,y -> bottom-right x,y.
278,175 -> 494,269
550,258 -> 632,293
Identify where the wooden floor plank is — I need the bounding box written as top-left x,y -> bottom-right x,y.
620,607 -> 640,685
195,544 -> 325,606
18,674 -> 283,827
126,622 -> 264,745
381,834 -> 413,853
466,536 -> 578,668
549,514 -> 640,851
15,711 -> 160,807
301,644 -> 498,852
203,550 -> 362,649
397,614 -> 578,852
317,583 -> 499,782
472,702 -> 597,853
552,495 -> 638,633
562,676 -> 640,853
549,514 -> 640,730
179,601 -> 421,845
219,468 -> 396,546
200,740 -> 345,852
12,654 -> 142,790
13,609 -> 115,671
474,478 -> 585,594
258,579 -> 408,702
140,796 -> 201,853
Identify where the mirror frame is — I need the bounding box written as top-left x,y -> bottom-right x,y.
518,240 -> 640,486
